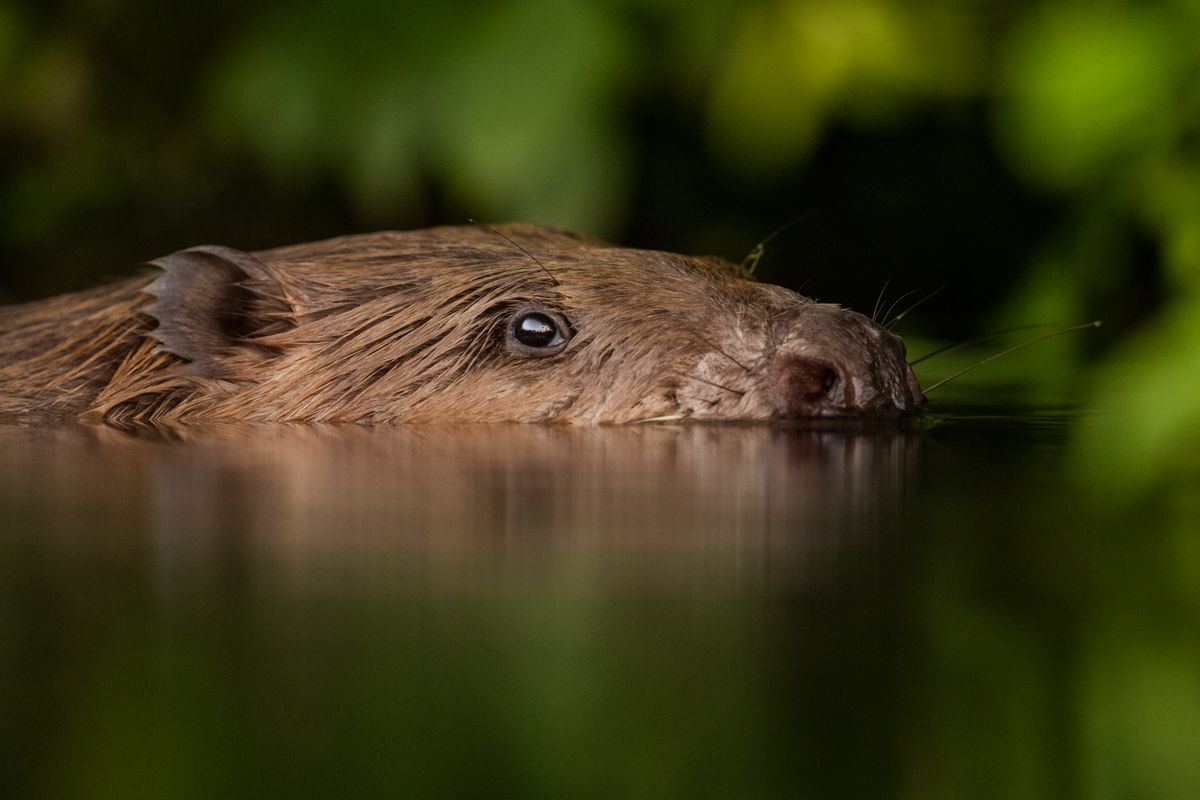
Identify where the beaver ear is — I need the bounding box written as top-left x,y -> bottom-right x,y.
144,245 -> 293,376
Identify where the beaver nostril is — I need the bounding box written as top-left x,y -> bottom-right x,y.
766,355 -> 842,416
789,359 -> 839,402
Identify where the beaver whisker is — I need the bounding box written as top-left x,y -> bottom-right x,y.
878,287 -> 921,329
740,213 -> 813,277
872,279 -> 892,323
633,413 -> 689,423
909,323 -> 1056,366
679,373 -> 745,397
679,325 -> 750,374
769,296 -> 810,322
922,321 -> 1101,394
469,219 -> 559,286
886,285 -> 943,330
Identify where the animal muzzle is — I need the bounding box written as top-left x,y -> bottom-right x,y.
763,352 -> 924,418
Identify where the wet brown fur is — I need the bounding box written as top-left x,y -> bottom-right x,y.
0,224 -> 922,427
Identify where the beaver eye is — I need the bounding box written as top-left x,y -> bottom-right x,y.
508,309 -> 570,356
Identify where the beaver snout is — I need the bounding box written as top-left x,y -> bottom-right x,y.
761,325 -> 924,419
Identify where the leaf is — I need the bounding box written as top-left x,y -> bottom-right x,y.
995,6 -> 1190,189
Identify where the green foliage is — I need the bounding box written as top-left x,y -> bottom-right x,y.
1076,294 -> 1200,495
987,1 -> 1200,494
995,5 -> 1191,191
706,0 -> 981,175
207,0 -> 635,230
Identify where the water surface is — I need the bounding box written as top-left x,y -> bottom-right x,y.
1,409 -> 1196,798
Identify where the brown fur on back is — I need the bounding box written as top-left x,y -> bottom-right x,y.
0,279 -> 165,421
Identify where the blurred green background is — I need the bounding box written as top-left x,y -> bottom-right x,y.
2,0 -> 1199,483
4,4 -> 1200,798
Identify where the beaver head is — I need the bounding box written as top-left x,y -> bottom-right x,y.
3,224 -> 925,425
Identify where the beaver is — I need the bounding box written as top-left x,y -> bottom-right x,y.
0,223 -> 924,427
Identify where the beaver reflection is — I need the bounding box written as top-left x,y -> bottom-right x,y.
0,425 -> 922,586
0,224 -> 923,426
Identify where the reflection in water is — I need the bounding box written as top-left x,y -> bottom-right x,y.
2,416 -> 1198,799
0,423 -> 922,587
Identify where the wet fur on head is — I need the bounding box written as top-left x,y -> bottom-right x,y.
0,224 -> 921,427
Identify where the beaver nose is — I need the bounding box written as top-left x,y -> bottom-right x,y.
765,354 -> 846,417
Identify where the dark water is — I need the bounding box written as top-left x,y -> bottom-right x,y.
1,410 -> 1197,798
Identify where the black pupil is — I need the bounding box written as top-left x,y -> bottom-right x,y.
514,313 -> 559,347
